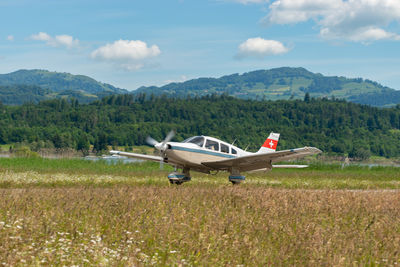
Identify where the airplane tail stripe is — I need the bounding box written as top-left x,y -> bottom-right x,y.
258,132 -> 280,153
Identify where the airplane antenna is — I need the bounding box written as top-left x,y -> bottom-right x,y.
244,144 -> 250,151
231,139 -> 237,146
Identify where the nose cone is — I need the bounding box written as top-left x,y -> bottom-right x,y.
154,142 -> 163,151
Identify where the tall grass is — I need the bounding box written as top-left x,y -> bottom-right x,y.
0,187 -> 399,266
0,158 -> 399,265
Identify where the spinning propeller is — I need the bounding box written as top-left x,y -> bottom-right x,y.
146,130 -> 175,169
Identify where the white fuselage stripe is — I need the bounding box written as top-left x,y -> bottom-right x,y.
170,145 -> 237,159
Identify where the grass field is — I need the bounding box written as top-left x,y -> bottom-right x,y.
0,158 -> 399,265
0,157 -> 399,189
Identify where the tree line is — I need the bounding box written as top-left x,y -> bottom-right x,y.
1,94 -> 400,158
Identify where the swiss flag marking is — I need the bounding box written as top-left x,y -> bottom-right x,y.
262,138 -> 278,150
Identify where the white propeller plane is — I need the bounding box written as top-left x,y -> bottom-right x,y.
110,131 -> 321,184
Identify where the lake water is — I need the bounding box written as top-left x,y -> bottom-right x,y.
84,155 -> 144,164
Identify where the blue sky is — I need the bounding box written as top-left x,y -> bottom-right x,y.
1,0 -> 400,90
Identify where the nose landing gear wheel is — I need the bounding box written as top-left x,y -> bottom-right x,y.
168,168 -> 191,185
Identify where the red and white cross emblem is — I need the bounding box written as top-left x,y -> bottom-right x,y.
262,138 -> 278,150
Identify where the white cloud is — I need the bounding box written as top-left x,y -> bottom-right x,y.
322,27 -> 400,43
263,0 -> 400,42
237,37 -> 289,58
6,35 -> 14,41
54,35 -> 80,48
31,32 -> 79,49
265,0 -> 340,24
91,39 -> 161,70
31,32 -> 52,42
163,75 -> 188,84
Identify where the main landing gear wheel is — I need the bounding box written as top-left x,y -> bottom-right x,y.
229,168 -> 245,185
229,175 -> 246,185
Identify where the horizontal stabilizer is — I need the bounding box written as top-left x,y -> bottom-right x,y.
272,165 -> 308,168
248,164 -> 309,172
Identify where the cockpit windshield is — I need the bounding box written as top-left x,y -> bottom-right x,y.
183,136 -> 204,147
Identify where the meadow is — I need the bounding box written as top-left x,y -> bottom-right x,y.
0,158 -> 399,266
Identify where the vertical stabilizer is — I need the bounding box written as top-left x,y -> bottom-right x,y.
258,132 -> 280,153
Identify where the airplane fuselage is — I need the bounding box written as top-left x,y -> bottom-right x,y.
164,136 -> 249,172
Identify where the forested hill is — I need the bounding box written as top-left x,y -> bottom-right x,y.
135,67 -> 400,107
1,94 -> 400,158
2,67 -> 400,107
0,69 -> 127,105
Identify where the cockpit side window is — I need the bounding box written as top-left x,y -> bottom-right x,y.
221,143 -> 229,153
205,139 -> 219,151
187,136 -> 204,147
182,137 -> 195,143
231,148 -> 237,155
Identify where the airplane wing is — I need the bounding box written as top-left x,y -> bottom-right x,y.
109,150 -> 162,162
201,147 -> 321,172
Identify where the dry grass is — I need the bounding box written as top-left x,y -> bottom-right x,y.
0,186 -> 399,266
0,158 -> 399,265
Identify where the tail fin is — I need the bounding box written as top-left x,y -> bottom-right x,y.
258,132 -> 280,153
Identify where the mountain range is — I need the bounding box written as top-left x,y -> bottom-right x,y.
0,69 -> 127,105
135,67 -> 400,107
1,67 -> 399,107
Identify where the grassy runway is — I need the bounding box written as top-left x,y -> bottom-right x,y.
0,158 -> 399,265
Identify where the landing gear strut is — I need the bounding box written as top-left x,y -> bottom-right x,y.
229,168 -> 245,185
168,167 -> 191,185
